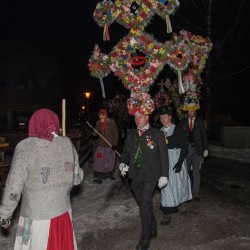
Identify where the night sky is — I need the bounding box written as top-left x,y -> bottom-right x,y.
1,0 -> 250,123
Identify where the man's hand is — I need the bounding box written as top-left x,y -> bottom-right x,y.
203,150 -> 209,158
158,176 -> 168,189
119,163 -> 129,177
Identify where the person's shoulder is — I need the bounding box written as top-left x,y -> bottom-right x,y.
55,136 -> 72,144
179,117 -> 187,123
174,124 -> 185,135
197,116 -> 205,121
178,118 -> 188,128
16,137 -> 40,147
196,117 -> 205,124
124,129 -> 136,139
127,129 -> 136,135
109,118 -> 117,124
149,127 -> 163,135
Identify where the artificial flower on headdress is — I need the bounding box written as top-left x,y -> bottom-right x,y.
153,0 -> 180,33
181,90 -> 200,111
180,30 -> 212,75
88,44 -> 110,98
109,30 -> 166,91
127,92 -> 155,115
93,0 -> 115,41
153,91 -> 171,109
164,34 -> 191,94
113,0 -> 155,30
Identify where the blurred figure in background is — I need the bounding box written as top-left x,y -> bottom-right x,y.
92,109 -> 119,184
179,109 -> 208,202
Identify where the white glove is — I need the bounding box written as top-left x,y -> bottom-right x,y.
203,150 -> 209,158
158,176 -> 168,189
119,163 -> 129,177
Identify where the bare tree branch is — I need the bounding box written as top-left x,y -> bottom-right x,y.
211,65 -> 250,84
175,14 -> 206,34
211,0 -> 246,66
189,0 -> 208,19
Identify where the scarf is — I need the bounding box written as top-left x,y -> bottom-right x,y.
28,109 -> 60,142
98,109 -> 108,131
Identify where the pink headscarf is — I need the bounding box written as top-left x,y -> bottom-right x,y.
98,109 -> 108,131
28,109 -> 60,142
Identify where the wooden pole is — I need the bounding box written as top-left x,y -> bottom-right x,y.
86,121 -> 121,158
62,99 -> 66,136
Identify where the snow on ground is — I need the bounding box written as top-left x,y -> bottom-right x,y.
0,163 -> 139,249
209,144 -> 250,163
1,144 -> 250,249
72,165 -> 139,244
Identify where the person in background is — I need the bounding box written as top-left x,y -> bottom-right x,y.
0,109 -> 83,250
157,106 -> 192,225
119,109 -> 169,250
179,109 -> 209,202
93,109 -> 119,184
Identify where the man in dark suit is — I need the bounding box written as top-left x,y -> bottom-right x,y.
179,109 -> 208,202
119,111 -> 169,250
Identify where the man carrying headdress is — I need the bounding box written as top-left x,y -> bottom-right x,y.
119,93 -> 169,250
179,92 -> 209,202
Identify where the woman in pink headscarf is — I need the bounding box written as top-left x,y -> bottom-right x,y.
92,109 -> 119,184
0,109 -> 83,250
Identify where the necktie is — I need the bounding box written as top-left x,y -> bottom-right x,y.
164,131 -> 168,144
138,130 -> 144,137
189,118 -> 193,131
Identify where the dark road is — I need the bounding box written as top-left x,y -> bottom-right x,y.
78,156 -> 250,250
1,156 -> 250,249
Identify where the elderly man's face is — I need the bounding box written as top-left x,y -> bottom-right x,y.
187,110 -> 196,118
135,113 -> 149,129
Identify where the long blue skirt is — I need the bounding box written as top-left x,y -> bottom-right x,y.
161,148 -> 192,208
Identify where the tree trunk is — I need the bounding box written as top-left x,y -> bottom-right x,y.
204,0 -> 212,125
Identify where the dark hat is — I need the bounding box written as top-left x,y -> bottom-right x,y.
156,106 -> 172,116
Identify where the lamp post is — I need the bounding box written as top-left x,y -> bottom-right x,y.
84,92 -> 91,121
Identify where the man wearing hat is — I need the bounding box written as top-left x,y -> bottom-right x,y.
119,94 -> 169,250
179,97 -> 209,202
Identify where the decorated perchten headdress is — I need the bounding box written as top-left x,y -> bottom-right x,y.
182,90 -> 200,111
127,92 -> 155,115
89,1 -> 212,119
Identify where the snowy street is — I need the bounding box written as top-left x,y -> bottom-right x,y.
1,147 -> 250,250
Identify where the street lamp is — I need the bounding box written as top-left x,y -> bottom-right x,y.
84,92 -> 91,121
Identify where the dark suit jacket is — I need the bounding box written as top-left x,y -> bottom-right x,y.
121,127 -> 169,181
179,117 -> 208,156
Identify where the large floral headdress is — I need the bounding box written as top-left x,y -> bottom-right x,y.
127,92 -> 155,115
182,90 -> 200,111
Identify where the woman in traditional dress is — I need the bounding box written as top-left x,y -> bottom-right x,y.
157,106 -> 192,225
92,109 -> 119,184
0,109 -> 83,249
